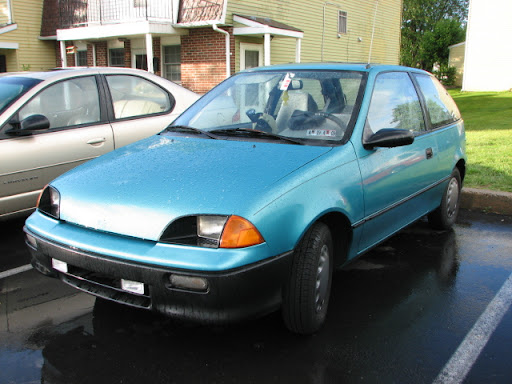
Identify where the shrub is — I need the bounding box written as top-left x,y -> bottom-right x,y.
433,65 -> 458,86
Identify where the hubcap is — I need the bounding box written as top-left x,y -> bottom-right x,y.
446,177 -> 460,218
315,244 -> 330,313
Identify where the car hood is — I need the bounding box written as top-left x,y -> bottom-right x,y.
53,135 -> 332,241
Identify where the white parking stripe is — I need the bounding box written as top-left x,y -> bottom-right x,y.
433,273 -> 512,384
0,264 -> 33,280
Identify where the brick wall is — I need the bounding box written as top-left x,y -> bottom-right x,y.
87,44 -> 94,67
40,0 -> 59,37
95,42 -> 108,67
54,41 -> 61,67
181,27 -> 234,94
124,40 -> 131,68
153,37 -> 161,76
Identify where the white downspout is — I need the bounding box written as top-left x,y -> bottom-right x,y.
7,0 -> 13,24
212,24 -> 230,78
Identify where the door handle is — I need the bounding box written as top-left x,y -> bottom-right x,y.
87,138 -> 106,145
426,147 -> 433,159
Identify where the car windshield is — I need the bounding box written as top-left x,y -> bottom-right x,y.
0,77 -> 42,114
170,70 -> 366,145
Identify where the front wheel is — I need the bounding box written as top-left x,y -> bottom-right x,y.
428,168 -> 462,230
282,222 -> 333,335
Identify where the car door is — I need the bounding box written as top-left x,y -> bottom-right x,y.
0,75 -> 114,218
104,74 -> 176,149
357,71 -> 440,252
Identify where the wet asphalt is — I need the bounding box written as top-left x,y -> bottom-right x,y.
1,210 -> 511,384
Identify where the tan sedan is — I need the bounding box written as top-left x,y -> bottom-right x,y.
0,67 -> 198,220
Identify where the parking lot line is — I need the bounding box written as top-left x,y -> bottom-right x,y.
0,264 -> 33,280
433,272 -> 512,384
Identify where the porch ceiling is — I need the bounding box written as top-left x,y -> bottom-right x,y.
233,15 -> 303,39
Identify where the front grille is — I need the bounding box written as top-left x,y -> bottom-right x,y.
59,265 -> 151,310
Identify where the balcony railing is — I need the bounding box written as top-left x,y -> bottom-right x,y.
59,0 -> 174,29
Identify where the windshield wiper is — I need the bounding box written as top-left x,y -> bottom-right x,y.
210,128 -> 304,145
164,125 -> 218,140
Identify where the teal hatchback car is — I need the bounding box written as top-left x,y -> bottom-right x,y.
25,63 -> 466,334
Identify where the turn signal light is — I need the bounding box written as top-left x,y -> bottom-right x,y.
220,216 -> 264,248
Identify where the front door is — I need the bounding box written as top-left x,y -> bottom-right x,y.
0,55 -> 6,72
357,71 -> 439,252
0,76 -> 114,217
135,54 -> 148,71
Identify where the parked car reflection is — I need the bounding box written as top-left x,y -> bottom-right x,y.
36,222 -> 460,384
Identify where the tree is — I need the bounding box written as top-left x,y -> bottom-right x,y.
401,0 -> 468,70
420,19 -> 466,71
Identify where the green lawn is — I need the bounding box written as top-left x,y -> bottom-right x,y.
448,89 -> 512,192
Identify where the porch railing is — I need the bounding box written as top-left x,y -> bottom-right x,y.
59,0 -> 174,29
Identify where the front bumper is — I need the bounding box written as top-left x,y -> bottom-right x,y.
24,226 -> 293,324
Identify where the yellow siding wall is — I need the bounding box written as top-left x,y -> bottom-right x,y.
226,0 -> 402,71
448,43 -> 465,87
0,0 -> 55,71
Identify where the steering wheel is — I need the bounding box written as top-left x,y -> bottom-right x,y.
312,112 -> 347,131
246,109 -> 277,133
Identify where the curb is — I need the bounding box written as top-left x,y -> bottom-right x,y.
461,188 -> 512,216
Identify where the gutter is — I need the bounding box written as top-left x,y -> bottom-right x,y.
212,24 -> 230,78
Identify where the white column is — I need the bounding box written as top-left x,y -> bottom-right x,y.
60,41 -> 68,68
92,44 -> 97,66
264,33 -> 271,66
295,38 -> 302,63
145,33 -> 154,73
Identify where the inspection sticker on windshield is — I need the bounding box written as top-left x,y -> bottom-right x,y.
307,129 -> 337,137
280,73 -> 295,91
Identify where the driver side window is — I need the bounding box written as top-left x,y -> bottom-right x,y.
19,76 -> 100,130
365,72 -> 425,140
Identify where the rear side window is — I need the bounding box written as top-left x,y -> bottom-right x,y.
365,72 -> 425,140
413,74 -> 461,128
106,75 -> 173,119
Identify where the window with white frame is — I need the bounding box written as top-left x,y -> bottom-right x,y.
338,11 -> 347,34
163,45 -> 181,83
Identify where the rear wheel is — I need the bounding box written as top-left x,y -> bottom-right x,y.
428,168 -> 461,230
282,222 -> 333,334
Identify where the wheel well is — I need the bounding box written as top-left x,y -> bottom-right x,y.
456,159 -> 466,183
318,212 -> 352,267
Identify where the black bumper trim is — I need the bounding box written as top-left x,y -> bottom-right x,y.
25,228 -> 294,323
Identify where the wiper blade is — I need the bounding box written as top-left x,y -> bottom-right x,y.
210,128 -> 304,145
164,125 -> 217,140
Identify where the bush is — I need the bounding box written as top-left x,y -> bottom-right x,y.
433,65 -> 458,86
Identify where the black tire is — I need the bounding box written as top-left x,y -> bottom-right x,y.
282,222 -> 333,335
428,168 -> 462,230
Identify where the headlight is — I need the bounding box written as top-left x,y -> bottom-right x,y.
37,185 -> 60,219
160,215 -> 264,249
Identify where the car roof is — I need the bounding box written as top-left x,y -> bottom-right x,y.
0,67 -> 167,82
243,62 -> 430,76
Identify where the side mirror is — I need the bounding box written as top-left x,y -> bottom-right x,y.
6,114 -> 50,136
363,128 -> 415,149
